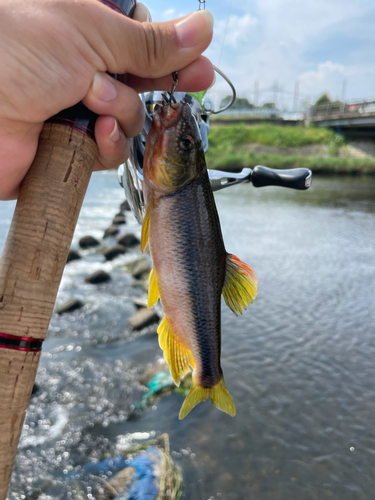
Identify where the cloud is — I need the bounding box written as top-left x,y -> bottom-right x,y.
215,13 -> 259,48
160,7 -> 187,21
298,62 -> 346,101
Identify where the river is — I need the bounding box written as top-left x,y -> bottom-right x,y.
1,171 -> 375,500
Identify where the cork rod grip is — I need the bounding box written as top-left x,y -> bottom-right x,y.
0,123 -> 97,500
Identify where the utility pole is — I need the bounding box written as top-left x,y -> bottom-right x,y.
273,81 -> 279,108
341,79 -> 347,113
254,80 -> 259,107
293,81 -> 300,111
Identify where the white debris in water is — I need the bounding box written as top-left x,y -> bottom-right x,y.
19,406 -> 69,449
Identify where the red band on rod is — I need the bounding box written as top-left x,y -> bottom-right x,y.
0,333 -> 44,352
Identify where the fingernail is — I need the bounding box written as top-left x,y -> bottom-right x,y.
147,12 -> 152,22
92,72 -> 117,102
208,72 -> 216,89
109,118 -> 120,142
175,10 -> 214,48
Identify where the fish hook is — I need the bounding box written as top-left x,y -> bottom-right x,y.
169,71 -> 179,107
160,72 -> 179,107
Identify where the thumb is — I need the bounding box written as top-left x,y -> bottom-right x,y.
84,8 -> 214,78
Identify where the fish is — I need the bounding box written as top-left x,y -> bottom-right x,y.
141,101 -> 257,419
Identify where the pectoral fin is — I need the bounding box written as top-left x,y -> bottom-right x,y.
141,204 -> 151,253
158,316 -> 195,386
147,268 -> 159,308
222,254 -> 258,316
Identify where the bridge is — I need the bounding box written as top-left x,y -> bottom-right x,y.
309,100 -> 375,139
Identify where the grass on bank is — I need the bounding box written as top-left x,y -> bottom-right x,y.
206,123 -> 375,174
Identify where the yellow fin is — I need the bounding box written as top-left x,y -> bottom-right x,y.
179,377 -> 236,419
179,380 -> 209,420
222,254 -> 258,316
210,378 -> 236,416
141,204 -> 151,253
147,269 -> 159,308
158,316 -> 195,386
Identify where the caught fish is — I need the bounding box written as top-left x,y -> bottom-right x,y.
142,101 -> 257,419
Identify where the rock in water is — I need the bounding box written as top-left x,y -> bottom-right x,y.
132,297 -> 149,309
66,249 -> 81,262
79,235 -> 100,249
102,244 -> 127,261
84,270 -> 111,284
103,225 -> 119,238
128,307 -> 159,330
117,233 -> 140,248
57,299 -> 84,315
120,199 -> 131,211
132,260 -> 152,280
112,213 -> 126,225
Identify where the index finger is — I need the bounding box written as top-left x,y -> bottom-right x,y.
121,55 -> 215,93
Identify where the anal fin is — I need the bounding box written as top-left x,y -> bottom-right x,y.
158,316 -> 195,386
222,254 -> 258,316
148,268 -> 159,308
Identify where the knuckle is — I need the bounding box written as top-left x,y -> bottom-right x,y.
141,23 -> 166,68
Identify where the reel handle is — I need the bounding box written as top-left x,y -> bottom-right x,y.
252,165 -> 312,190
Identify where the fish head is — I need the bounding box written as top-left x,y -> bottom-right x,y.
143,101 -> 206,194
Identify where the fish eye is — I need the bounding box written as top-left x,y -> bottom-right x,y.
179,135 -> 194,151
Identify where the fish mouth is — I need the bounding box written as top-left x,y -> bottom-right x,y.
153,102 -> 185,129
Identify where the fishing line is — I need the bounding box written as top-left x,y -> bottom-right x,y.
218,0 -> 233,69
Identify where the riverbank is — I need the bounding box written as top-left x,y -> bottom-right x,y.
206,122 -> 375,174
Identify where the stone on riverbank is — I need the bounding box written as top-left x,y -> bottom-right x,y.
102,244 -> 127,261
57,299 -> 84,315
79,235 -> 100,249
84,270 -> 111,284
128,307 -> 159,330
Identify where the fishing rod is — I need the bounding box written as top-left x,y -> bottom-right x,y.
0,2 -> 136,498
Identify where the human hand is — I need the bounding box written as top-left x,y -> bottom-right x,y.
0,0 -> 214,200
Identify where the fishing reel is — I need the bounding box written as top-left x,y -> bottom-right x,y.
118,71 -> 312,225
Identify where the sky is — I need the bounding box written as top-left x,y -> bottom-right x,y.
145,0 -> 375,110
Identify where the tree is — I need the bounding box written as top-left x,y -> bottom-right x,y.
314,93 -> 331,106
261,102 -> 276,109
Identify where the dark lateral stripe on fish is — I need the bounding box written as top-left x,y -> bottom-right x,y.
170,172 -> 226,388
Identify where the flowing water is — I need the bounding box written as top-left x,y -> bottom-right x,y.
1,171 -> 375,500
